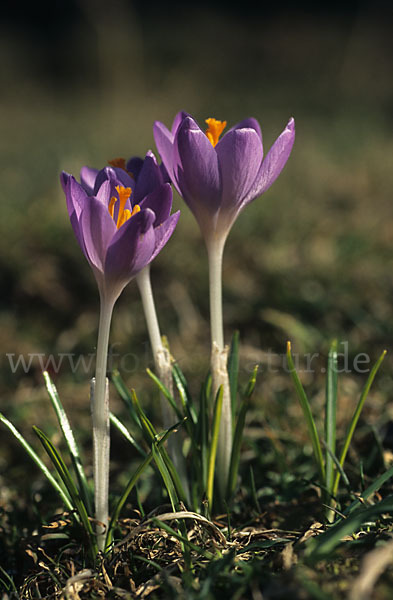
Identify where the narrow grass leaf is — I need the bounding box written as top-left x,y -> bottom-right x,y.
106,421 -> 181,548
244,364 -> 259,399
206,385 -> 224,509
332,350 -> 387,498
325,340 -> 338,498
226,370 -> 256,499
146,368 -> 183,420
33,426 -> 98,560
172,362 -> 198,425
286,342 -> 325,484
43,371 -> 92,514
109,412 -> 146,458
111,369 -> 141,429
152,442 -> 179,511
305,494 -> 393,561
345,463 -> 393,516
129,388 -> 187,498
0,413 -> 73,512
228,330 -> 239,420
152,518 -> 215,559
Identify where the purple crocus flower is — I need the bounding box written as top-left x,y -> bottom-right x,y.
153,112 -> 295,242
60,152 -> 180,549
61,154 -> 179,302
154,111 -> 295,498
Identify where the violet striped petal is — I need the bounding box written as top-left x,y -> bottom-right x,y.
242,118 -> 295,207
150,210 -> 180,262
153,120 -> 177,187
104,209 -> 156,283
139,183 -> 172,226
215,127 -> 263,216
80,196 -> 116,272
80,166 -> 99,194
173,116 -> 221,218
133,150 -> 164,204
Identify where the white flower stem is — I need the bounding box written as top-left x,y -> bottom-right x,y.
92,294 -> 115,552
207,236 -> 232,499
136,266 -> 188,496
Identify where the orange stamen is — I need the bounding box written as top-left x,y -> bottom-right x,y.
205,118 -> 227,147
108,186 -> 134,228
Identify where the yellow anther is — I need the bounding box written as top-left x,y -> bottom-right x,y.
108,186 -> 133,228
205,118 -> 227,147
130,204 -> 141,217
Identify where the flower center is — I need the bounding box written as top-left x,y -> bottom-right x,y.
108,185 -> 140,229
205,118 -> 227,147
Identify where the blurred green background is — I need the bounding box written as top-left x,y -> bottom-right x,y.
1,0 -> 393,481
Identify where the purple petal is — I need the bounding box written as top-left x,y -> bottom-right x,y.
80,196 -> 116,272
104,209 -> 156,283
95,179 -> 112,206
171,110 -> 190,135
153,120 -> 177,188
173,116 -> 221,220
93,166 -> 134,196
227,117 -> 263,146
242,118 -> 295,206
150,211 -> 180,262
215,127 -> 263,215
139,183 -> 172,226
126,156 -> 144,180
80,166 -> 99,194
62,173 -> 86,220
133,150 -> 164,204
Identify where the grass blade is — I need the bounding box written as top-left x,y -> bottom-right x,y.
146,368 -> 183,420
152,442 -> 179,511
109,412 -> 146,458
33,426 -> 98,560
130,389 -> 188,505
325,340 -> 338,499
206,385 -> 224,509
43,371 -> 92,515
345,463 -> 393,516
228,330 -> 239,420
172,362 -> 198,426
305,494 -> 393,561
105,421 -> 182,549
286,341 -> 325,484
332,349 -> 387,498
0,412 -> 73,512
226,366 -> 258,499
111,369 -> 141,429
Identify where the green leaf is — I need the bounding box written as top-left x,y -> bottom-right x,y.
305,494 -> 393,561
226,366 -> 258,500
109,412 -> 146,458
152,442 -> 179,511
345,462 -> 393,516
325,340 -> 338,498
33,426 -> 98,560
227,330 -> 239,420
332,349 -> 387,498
111,369 -> 141,429
43,371 -> 92,515
286,342 -> 325,484
131,389 -> 188,505
172,362 -> 198,426
146,368 -> 183,420
106,421 -> 181,549
0,412 -> 73,512
206,385 -> 224,509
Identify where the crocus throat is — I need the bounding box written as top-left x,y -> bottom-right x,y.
205,118 -> 227,147
108,185 -> 140,229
